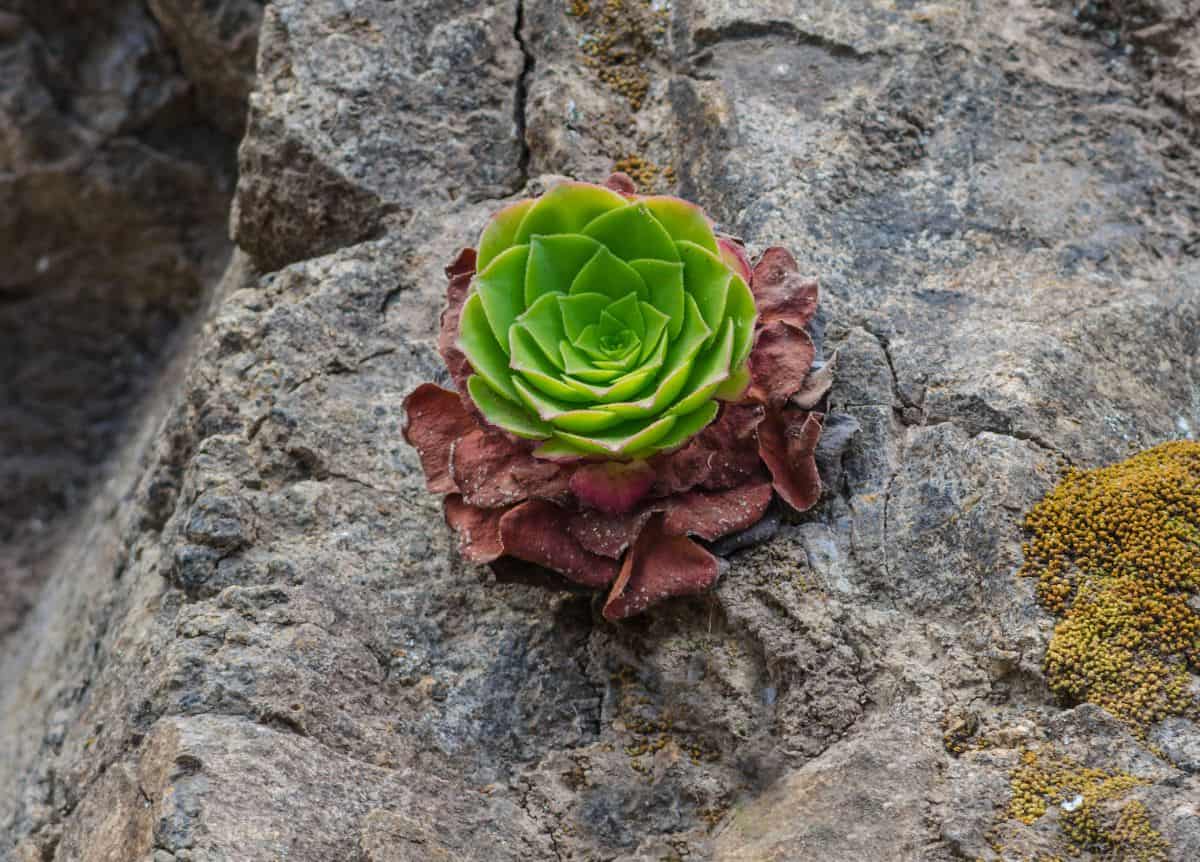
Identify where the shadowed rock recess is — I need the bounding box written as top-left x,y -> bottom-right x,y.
2,0 -> 1199,859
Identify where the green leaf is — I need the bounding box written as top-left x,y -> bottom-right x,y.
627,400 -> 719,458
724,272 -> 758,367
458,293 -> 520,403
665,293 -> 713,369
467,375 -> 552,439
477,199 -> 534,270
475,244 -> 531,353
713,362 -> 751,401
532,436 -> 595,461
510,326 -> 593,403
667,317 -> 735,416
582,202 -> 680,262
605,292 -> 645,339
642,196 -> 719,253
553,414 -> 679,459
576,322 -> 640,364
569,246 -> 648,302
629,259 -> 684,338
637,302 -> 670,363
524,234 -> 602,306
514,293 -> 566,369
511,377 -> 622,433
558,292 -> 610,342
677,240 -> 732,337
560,340 -> 623,383
577,334 -> 668,404
596,296 -> 710,421
513,182 -> 629,242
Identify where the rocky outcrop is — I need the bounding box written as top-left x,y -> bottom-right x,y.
0,0 -> 256,638
2,1 -> 1199,860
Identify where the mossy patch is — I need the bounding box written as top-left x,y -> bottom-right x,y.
997,749 -> 1168,861
614,153 -> 676,193
1018,441 -> 1200,734
567,0 -> 669,111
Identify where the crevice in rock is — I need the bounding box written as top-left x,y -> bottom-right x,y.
858,322 -> 920,413
512,0 -> 534,193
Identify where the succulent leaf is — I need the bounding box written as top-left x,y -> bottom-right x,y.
525,234 -> 602,305
477,199 -> 534,270
458,293 -> 520,402
466,375 -> 552,439
514,293 -> 567,368
513,182 -> 628,242
569,245 -> 648,301
629,259 -> 685,337
475,244 -> 530,350
582,203 -> 680,262
641,196 -> 719,253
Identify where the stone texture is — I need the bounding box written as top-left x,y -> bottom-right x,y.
0,1 -> 239,638
3,1 -> 1200,861
147,0 -> 265,137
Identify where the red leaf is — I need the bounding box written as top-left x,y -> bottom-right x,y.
717,236 -> 752,284
604,172 -> 638,197
758,408 -> 823,512
751,247 -> 819,330
402,383 -> 479,494
748,320 -> 816,408
567,508 -> 654,558
569,460 -> 656,514
500,500 -> 621,588
653,402 -> 766,495
661,480 -> 774,541
444,495 -> 506,562
602,514 -> 720,620
439,247 -> 477,395
450,428 -> 569,508
567,478 -> 772,556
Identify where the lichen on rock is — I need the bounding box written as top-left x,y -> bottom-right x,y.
1002,748 -> 1169,861
1019,441 -> 1200,734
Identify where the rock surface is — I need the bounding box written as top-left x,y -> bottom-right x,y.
0,0 -> 250,638
2,1 -> 1200,860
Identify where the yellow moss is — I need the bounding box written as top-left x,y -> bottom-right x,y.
567,0 -> 668,110
1018,441 -> 1200,734
1004,749 -> 1167,860
613,154 -> 676,193
1107,801 -> 1171,861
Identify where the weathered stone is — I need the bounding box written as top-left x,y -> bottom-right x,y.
147,0 -> 263,136
0,0 -> 236,638
3,0 -> 1200,860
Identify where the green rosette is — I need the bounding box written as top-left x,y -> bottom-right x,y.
458,182 -> 757,460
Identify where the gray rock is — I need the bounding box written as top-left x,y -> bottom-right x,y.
0,0 -> 237,638
3,0 -> 1200,861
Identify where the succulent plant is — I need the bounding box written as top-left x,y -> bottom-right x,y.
404,174 -> 832,619
458,179 -> 757,461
